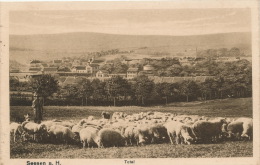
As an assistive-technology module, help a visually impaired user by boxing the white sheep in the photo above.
[79,127,99,148]
[21,121,47,141]
[47,125,76,144]
[10,122,24,142]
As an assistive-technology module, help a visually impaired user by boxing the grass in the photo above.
[10,98,252,122]
[10,141,253,158]
[10,97,253,158]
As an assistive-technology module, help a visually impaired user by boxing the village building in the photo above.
[52,59,63,67]
[137,64,156,77]
[127,68,139,79]
[71,66,87,73]
[10,69,20,73]
[85,65,92,74]
[109,73,127,78]
[71,64,99,74]
[96,70,109,78]
[88,64,100,73]
[29,67,42,73]
[143,64,155,71]
[41,63,48,67]
[29,60,42,67]
[42,67,58,74]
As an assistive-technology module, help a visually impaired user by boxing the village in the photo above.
[10,53,247,86]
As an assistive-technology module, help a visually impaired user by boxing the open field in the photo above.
[10,98,253,158]
[10,98,252,122]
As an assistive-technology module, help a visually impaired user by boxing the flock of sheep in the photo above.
[10,111,253,148]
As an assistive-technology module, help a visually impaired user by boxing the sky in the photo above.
[10,8,251,36]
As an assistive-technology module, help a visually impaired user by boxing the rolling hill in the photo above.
[9,32,251,64]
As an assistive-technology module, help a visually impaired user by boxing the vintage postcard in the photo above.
[0,1,259,165]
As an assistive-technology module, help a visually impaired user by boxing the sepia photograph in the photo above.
[0,1,259,165]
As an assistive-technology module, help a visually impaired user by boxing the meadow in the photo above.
[10,98,253,158]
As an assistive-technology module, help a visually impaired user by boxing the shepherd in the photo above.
[32,92,43,123]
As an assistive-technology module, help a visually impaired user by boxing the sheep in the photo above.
[149,124,169,144]
[223,121,244,140]
[47,125,76,144]
[136,123,166,144]
[41,120,58,130]
[21,121,47,142]
[72,124,83,133]
[96,128,125,148]
[192,118,227,143]
[176,124,195,145]
[56,121,75,129]
[101,111,111,119]
[79,127,99,148]
[124,125,139,146]
[241,119,253,140]
[10,122,24,142]
[230,118,253,140]
[164,121,182,145]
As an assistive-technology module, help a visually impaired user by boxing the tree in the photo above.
[91,79,106,101]
[113,62,128,74]
[100,63,114,73]
[105,76,131,106]
[165,65,183,76]
[217,48,228,57]
[179,80,199,102]
[229,47,241,57]
[133,75,155,105]
[78,78,93,106]
[10,77,19,91]
[155,82,173,104]
[29,74,59,104]
[63,84,79,99]
[199,79,215,100]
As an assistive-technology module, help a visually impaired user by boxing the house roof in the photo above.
[30,60,41,64]
[43,67,58,71]
[41,63,48,67]
[10,69,20,73]
[91,60,104,63]
[29,67,42,71]
[75,66,86,70]
[127,68,139,72]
